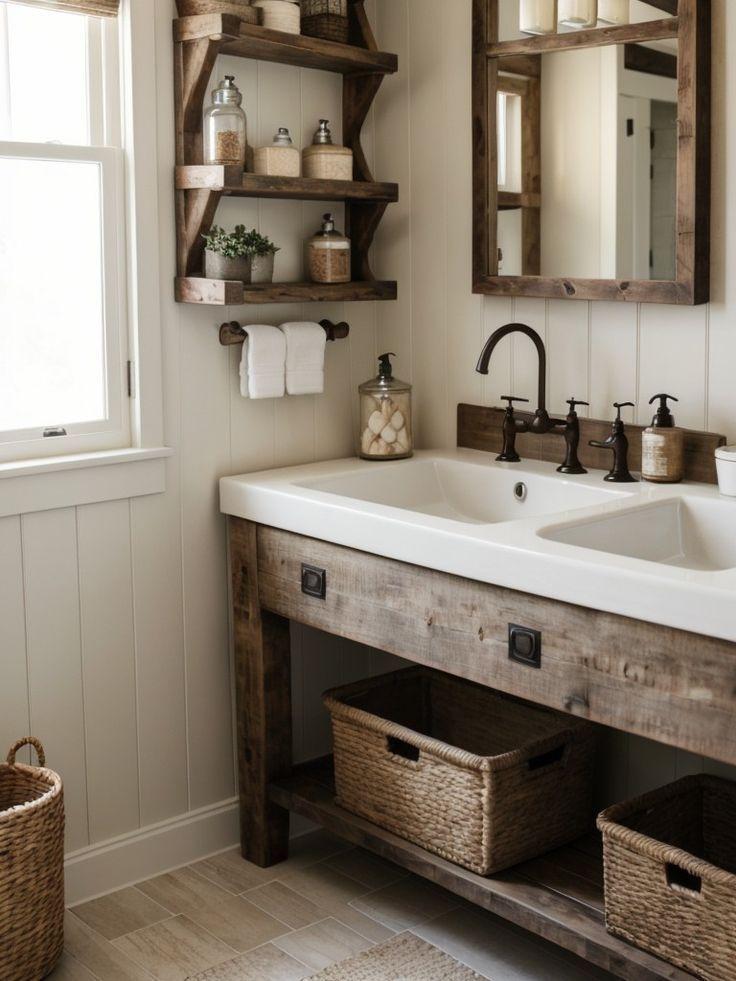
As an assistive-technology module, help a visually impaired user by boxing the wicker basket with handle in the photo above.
[598,774,736,981]
[324,667,598,875]
[0,738,65,981]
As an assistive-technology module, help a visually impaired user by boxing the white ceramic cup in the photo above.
[715,446,736,497]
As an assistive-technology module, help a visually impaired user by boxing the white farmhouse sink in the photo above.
[541,495,736,572]
[297,457,623,524]
[220,449,736,643]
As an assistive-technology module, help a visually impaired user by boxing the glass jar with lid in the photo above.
[306,213,351,284]
[558,0,597,28]
[519,0,558,35]
[204,75,247,169]
[359,354,413,461]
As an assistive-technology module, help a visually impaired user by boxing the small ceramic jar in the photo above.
[255,0,300,33]
[716,446,736,497]
[302,120,353,181]
[254,127,301,177]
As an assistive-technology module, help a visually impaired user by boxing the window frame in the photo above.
[0,5,131,464]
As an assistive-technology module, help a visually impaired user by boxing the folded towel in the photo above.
[239,324,286,399]
[280,322,327,396]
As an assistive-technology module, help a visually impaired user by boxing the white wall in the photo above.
[2,0,735,902]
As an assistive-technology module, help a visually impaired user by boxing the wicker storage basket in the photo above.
[324,667,598,875]
[598,774,736,981]
[0,738,65,981]
[301,0,348,42]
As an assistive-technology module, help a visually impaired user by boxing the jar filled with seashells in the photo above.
[358,353,413,461]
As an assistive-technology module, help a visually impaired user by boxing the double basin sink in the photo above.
[220,449,736,643]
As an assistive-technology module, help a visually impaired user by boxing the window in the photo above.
[0,0,128,463]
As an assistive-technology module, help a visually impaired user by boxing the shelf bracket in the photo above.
[179,189,222,277]
[346,200,388,282]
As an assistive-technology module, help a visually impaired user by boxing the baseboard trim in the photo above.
[64,797,239,906]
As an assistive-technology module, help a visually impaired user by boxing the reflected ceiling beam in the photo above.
[624,43,678,79]
[644,0,678,15]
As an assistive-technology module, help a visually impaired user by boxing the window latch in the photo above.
[43,427,67,438]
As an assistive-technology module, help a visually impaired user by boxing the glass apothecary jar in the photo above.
[598,0,629,25]
[359,354,413,460]
[520,0,558,35]
[558,0,597,27]
[306,213,351,284]
[204,75,247,169]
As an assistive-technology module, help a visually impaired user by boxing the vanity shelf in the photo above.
[173,7,399,305]
[270,756,695,981]
[175,277,397,306]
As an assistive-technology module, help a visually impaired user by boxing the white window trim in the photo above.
[0,0,171,511]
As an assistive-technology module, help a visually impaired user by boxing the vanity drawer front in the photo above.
[251,523,736,766]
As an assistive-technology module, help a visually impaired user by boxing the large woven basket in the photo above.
[598,774,736,981]
[324,667,598,875]
[0,738,65,981]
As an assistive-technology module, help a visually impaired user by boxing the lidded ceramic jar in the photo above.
[303,120,353,181]
[359,354,413,460]
[254,127,301,177]
[306,213,351,283]
[254,0,301,33]
[204,76,247,168]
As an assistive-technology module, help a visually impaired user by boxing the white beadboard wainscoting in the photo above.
[1,0,736,906]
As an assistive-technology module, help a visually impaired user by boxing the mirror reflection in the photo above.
[496,1,678,281]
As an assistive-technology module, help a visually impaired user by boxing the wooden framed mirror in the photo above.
[472,0,711,304]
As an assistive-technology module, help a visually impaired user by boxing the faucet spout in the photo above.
[476,323,548,417]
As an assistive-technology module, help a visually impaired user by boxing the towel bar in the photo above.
[219,319,350,346]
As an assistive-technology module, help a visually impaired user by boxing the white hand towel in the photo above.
[239,324,286,399]
[280,321,327,396]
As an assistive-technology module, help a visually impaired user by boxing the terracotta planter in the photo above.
[250,252,275,283]
[205,250,252,282]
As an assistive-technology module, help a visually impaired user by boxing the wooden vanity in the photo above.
[227,410,732,981]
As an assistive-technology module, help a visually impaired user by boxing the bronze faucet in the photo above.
[476,324,588,473]
[589,403,638,483]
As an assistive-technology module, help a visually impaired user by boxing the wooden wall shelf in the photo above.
[176,167,399,202]
[270,757,694,981]
[175,277,397,306]
[173,6,399,305]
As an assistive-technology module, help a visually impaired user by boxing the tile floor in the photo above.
[54,831,616,980]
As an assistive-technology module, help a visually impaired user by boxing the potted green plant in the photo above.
[243,230,280,284]
[203,225,252,282]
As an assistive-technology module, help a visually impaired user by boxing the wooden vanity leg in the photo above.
[230,518,292,867]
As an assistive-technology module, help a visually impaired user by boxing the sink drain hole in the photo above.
[514,482,528,502]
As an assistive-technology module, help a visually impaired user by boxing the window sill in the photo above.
[0,447,174,518]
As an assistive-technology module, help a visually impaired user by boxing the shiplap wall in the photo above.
[372,0,736,800]
[0,0,403,859]
[2,0,735,876]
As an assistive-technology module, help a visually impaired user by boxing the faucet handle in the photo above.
[613,401,635,420]
[566,398,589,413]
[500,396,530,410]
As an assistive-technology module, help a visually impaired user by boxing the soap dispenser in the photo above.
[642,394,684,484]
[359,353,413,460]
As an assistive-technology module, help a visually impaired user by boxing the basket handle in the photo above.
[665,862,702,897]
[6,737,46,767]
[386,736,420,763]
[527,743,566,771]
